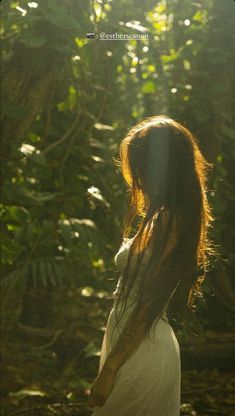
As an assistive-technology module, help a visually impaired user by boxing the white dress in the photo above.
[91,238,181,416]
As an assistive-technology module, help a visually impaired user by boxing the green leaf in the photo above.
[84,342,100,358]
[32,192,58,202]
[30,152,48,166]
[192,10,208,23]
[19,144,47,165]
[125,21,148,33]
[141,81,156,94]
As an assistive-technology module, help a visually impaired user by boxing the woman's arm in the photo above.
[88,304,149,407]
[102,303,148,373]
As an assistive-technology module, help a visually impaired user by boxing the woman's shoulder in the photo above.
[114,237,133,267]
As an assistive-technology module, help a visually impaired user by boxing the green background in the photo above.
[1,1,235,415]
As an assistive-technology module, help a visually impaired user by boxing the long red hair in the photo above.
[113,115,218,332]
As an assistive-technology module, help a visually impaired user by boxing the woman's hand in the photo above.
[88,366,117,407]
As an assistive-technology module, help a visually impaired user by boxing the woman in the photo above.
[89,115,216,416]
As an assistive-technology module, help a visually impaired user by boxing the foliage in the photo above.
[1,1,235,414]
[1,0,235,336]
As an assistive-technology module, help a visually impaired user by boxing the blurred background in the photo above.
[1,1,235,415]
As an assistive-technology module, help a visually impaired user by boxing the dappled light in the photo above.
[1,0,235,415]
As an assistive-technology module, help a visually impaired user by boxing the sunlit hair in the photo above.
[113,115,218,335]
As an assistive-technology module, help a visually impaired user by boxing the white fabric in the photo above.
[91,238,181,416]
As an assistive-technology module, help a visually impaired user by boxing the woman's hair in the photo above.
[113,115,218,335]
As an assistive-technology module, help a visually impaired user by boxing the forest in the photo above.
[1,0,235,415]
